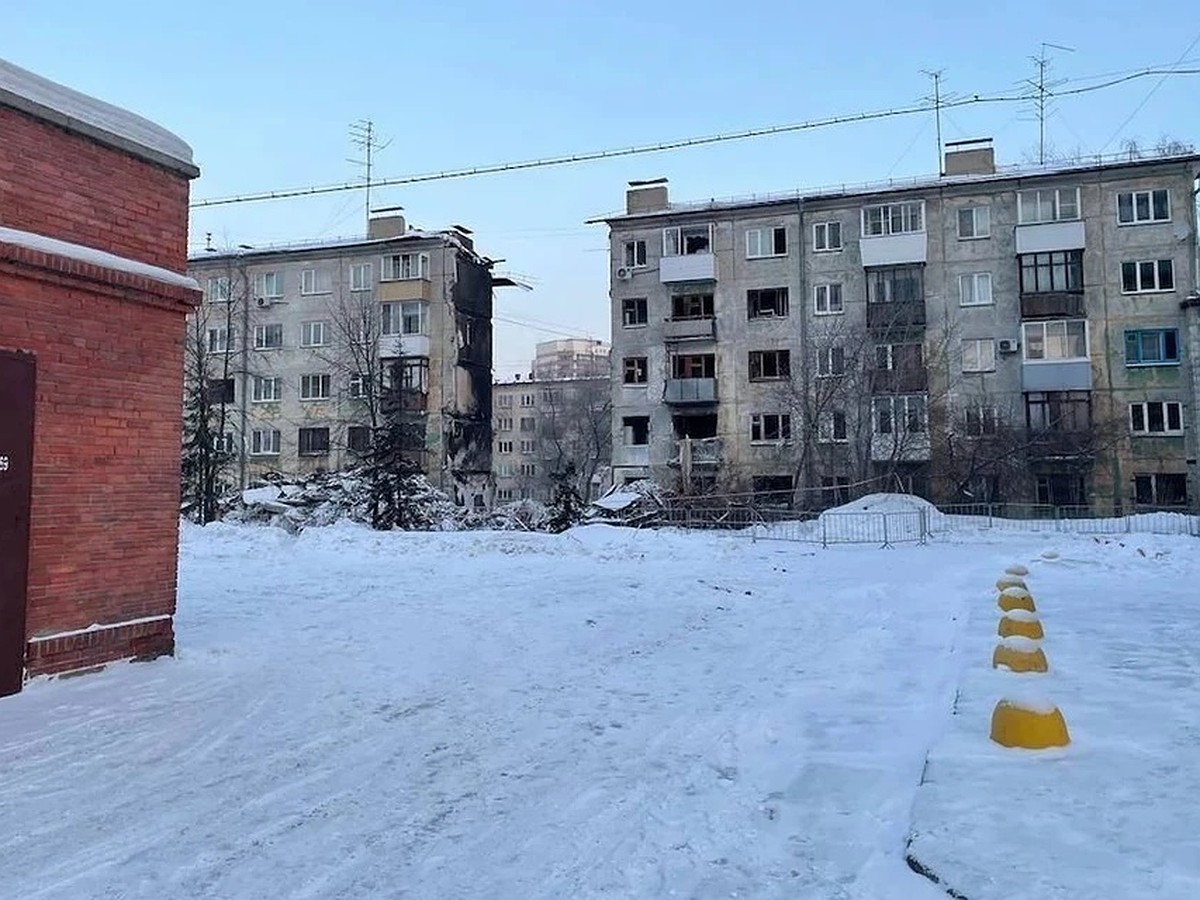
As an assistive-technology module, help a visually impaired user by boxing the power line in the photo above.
[189,65,1200,211]
[1099,30,1200,152]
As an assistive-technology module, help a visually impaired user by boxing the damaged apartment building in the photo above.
[595,142,1200,512]
[187,213,511,508]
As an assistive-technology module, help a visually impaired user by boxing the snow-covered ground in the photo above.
[0,521,1196,898]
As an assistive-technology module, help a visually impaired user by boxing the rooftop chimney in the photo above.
[626,177,669,214]
[944,138,996,176]
[367,213,407,239]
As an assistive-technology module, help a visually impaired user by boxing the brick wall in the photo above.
[0,99,196,683]
[0,105,190,271]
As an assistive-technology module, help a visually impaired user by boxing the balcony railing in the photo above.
[664,378,717,404]
[869,368,928,393]
[866,300,926,330]
[663,317,716,341]
[660,253,717,283]
[1025,429,1094,460]
[1020,292,1085,319]
[670,437,722,467]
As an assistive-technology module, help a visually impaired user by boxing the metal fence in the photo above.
[655,494,1200,545]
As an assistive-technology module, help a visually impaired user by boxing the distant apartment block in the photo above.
[595,143,1200,512]
[493,340,612,503]
[187,214,509,508]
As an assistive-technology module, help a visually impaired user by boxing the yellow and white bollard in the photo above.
[998,609,1044,640]
[990,698,1070,748]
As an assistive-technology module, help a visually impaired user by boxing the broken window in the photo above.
[298,427,330,456]
[747,287,788,319]
[623,357,649,384]
[663,224,712,257]
[622,297,648,327]
[671,354,715,379]
[751,413,791,442]
[671,293,714,320]
[623,416,650,446]
[748,350,790,381]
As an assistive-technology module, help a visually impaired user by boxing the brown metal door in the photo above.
[0,350,36,697]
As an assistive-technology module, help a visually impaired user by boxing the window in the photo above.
[746,226,787,258]
[957,206,991,239]
[298,427,330,456]
[874,395,927,435]
[747,287,788,319]
[1017,187,1080,224]
[519,417,536,432]
[875,342,923,372]
[1130,401,1184,435]
[300,268,331,295]
[962,339,997,373]
[1134,473,1188,507]
[520,394,535,407]
[1036,473,1086,507]
[497,417,513,432]
[662,224,712,256]
[205,276,232,303]
[672,354,715,378]
[250,428,280,455]
[251,376,282,403]
[395,357,430,394]
[1023,320,1088,361]
[671,293,714,320]
[381,252,430,281]
[814,282,843,315]
[496,488,515,502]
[496,394,512,408]
[623,240,647,268]
[541,388,558,403]
[1118,189,1170,225]
[959,272,993,306]
[622,416,650,445]
[965,405,998,437]
[1121,259,1174,293]
[380,301,429,336]
[348,374,367,399]
[519,463,537,477]
[300,320,328,347]
[497,440,514,454]
[813,221,842,252]
[622,297,648,327]
[623,357,648,384]
[819,410,848,443]
[211,432,236,454]
[1125,329,1180,366]
[748,349,790,381]
[347,426,371,454]
[1026,391,1092,432]
[817,346,846,378]
[520,439,537,454]
[862,201,924,236]
[253,323,284,350]
[207,327,229,353]
[254,272,282,298]
[204,379,235,404]
[868,266,924,304]
[350,262,373,292]
[751,413,791,442]
[1020,250,1083,294]
[820,476,851,506]
[299,374,331,401]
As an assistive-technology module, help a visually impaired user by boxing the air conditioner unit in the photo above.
[615,266,634,281]
[255,296,272,308]
[998,339,1019,354]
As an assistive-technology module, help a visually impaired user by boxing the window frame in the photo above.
[861,200,925,237]
[349,262,373,292]
[748,349,791,382]
[621,297,648,328]
[299,373,332,402]
[745,226,788,259]
[253,323,284,350]
[300,267,332,296]
[1019,250,1084,295]
[251,375,283,403]
[381,252,430,282]
[205,276,232,303]
[254,271,283,299]
[662,223,713,257]
[1129,400,1184,436]
[1120,259,1175,294]
[816,345,846,378]
[207,326,230,354]
[622,357,648,385]
[959,272,993,307]
[1017,187,1080,224]
[965,404,999,437]
[957,206,991,240]
[750,412,792,444]
[623,239,648,268]
[1117,189,1171,225]
[812,221,842,252]
[1124,328,1181,367]
[819,410,848,443]
[873,394,928,436]
[300,320,329,348]
[814,282,844,315]
[1022,320,1090,362]
[297,426,331,457]
[747,287,789,319]
[249,428,281,456]
[962,338,997,373]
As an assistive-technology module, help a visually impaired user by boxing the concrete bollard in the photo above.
[992,636,1048,672]
[996,574,1027,591]
[1005,564,1030,577]
[998,586,1036,612]
[999,610,1044,640]
[990,698,1070,749]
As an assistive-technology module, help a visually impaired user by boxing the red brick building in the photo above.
[0,58,199,696]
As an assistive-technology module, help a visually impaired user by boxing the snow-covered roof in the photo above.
[0,225,199,291]
[0,56,198,178]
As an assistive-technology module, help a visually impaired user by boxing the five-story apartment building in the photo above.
[596,144,1200,512]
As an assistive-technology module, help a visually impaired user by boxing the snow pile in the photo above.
[585,479,667,526]
[818,492,937,543]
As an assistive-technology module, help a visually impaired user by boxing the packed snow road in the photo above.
[0,522,991,899]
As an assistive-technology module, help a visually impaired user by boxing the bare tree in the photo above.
[539,378,612,501]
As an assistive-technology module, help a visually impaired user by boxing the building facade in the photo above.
[0,57,198,693]
[493,341,612,503]
[598,145,1200,512]
[187,214,497,508]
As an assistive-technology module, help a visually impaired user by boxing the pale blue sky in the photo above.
[5,1,1198,375]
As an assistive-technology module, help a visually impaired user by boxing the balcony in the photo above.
[663,317,716,342]
[859,232,927,267]
[660,253,717,284]
[378,278,432,302]
[1020,292,1085,319]
[664,378,717,404]
[1021,360,1093,391]
[1025,429,1094,460]
[870,368,928,393]
[670,437,722,467]
[1015,220,1085,254]
[866,300,926,331]
[617,444,650,467]
[379,333,430,359]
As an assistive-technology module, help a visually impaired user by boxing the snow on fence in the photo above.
[935,504,1200,538]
